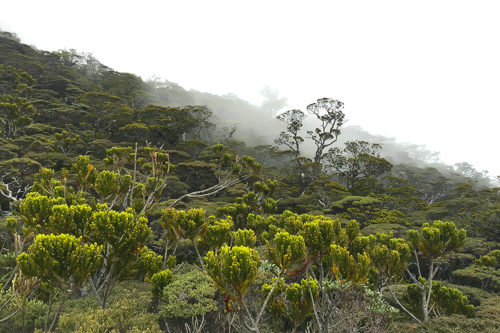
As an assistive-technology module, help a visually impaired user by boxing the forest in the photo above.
[0,29,499,332]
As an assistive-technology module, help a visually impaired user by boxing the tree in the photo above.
[302,217,347,285]
[306,98,345,163]
[89,208,152,308]
[308,177,349,208]
[169,144,261,208]
[159,208,208,270]
[184,105,214,140]
[205,245,260,314]
[391,221,467,323]
[52,130,80,156]
[0,64,36,98]
[103,145,171,214]
[231,228,257,248]
[78,91,125,138]
[275,109,306,159]
[0,94,36,138]
[330,244,371,289]
[201,216,234,253]
[259,86,287,116]
[402,281,473,319]
[16,234,102,332]
[216,180,278,228]
[251,232,308,332]
[367,233,411,290]
[323,140,392,190]
[262,277,319,333]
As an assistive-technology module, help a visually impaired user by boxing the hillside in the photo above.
[0,30,499,332]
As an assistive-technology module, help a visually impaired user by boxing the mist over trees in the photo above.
[0,30,499,332]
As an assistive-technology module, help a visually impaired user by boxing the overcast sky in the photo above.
[2,1,499,176]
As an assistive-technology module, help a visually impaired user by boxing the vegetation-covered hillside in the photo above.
[0,30,499,332]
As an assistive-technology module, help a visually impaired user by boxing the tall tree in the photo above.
[275,109,306,159]
[306,98,345,162]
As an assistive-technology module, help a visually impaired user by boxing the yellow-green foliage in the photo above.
[19,193,65,232]
[266,231,306,271]
[71,155,98,191]
[302,217,346,261]
[94,169,131,200]
[330,244,371,288]
[205,244,259,302]
[285,277,319,327]
[88,208,152,308]
[246,213,276,239]
[368,233,411,287]
[90,209,151,257]
[17,233,102,289]
[403,281,474,320]
[151,269,174,298]
[202,215,233,250]
[408,220,467,259]
[262,276,319,330]
[232,228,256,248]
[137,246,163,280]
[160,207,207,242]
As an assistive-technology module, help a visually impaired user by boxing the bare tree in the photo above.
[0,173,31,216]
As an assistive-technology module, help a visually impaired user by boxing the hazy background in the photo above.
[1,0,499,176]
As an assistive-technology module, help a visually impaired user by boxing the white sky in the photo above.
[2,1,500,176]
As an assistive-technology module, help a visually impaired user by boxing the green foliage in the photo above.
[0,33,498,332]
[151,269,174,298]
[58,284,162,333]
[90,209,151,256]
[302,217,346,260]
[453,262,500,293]
[275,108,306,158]
[71,155,98,191]
[403,281,474,319]
[94,169,131,202]
[158,266,217,319]
[0,290,47,332]
[19,193,62,232]
[396,220,468,323]
[306,98,345,162]
[474,249,500,269]
[308,177,350,208]
[324,140,392,190]
[246,213,275,239]
[53,130,80,156]
[284,277,319,326]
